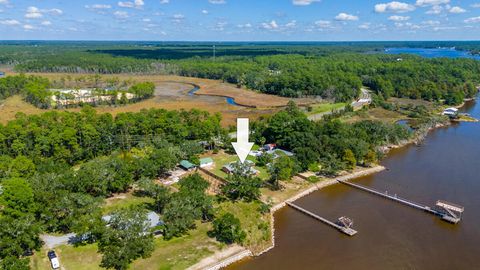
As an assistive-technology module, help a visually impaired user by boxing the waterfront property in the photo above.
[286,202,357,236]
[337,179,464,224]
[222,160,259,176]
[51,88,136,106]
[0,71,5,78]
[443,107,459,117]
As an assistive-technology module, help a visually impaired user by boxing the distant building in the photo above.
[443,107,459,117]
[0,71,5,78]
[199,157,214,168]
[263,144,277,151]
[267,148,294,157]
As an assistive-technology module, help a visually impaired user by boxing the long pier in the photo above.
[286,202,357,236]
[337,180,462,223]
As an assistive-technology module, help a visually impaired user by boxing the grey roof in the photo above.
[102,211,163,229]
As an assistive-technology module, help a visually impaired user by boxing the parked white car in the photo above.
[47,250,60,269]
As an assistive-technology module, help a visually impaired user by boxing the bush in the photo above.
[211,213,246,244]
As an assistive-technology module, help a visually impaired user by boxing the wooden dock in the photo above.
[286,202,357,236]
[337,180,462,224]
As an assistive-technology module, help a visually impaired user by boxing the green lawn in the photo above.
[102,192,154,214]
[207,151,270,180]
[31,244,102,270]
[306,102,346,116]
[31,222,223,270]
[217,201,271,253]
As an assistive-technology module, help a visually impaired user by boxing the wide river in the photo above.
[229,50,480,270]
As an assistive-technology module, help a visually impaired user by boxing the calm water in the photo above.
[385,47,480,60]
[230,98,480,269]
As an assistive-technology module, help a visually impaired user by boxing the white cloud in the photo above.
[41,20,52,26]
[388,15,410,21]
[472,3,480,8]
[237,23,252,28]
[422,20,440,26]
[48,8,63,15]
[118,1,143,8]
[23,24,35,30]
[0,0,8,5]
[292,0,321,6]
[25,6,63,19]
[358,23,371,29]
[25,6,43,18]
[160,0,170,4]
[314,20,332,28]
[464,16,480,23]
[426,5,443,14]
[416,0,449,6]
[201,9,209,14]
[285,20,297,28]
[118,1,134,8]
[448,6,466,13]
[0,19,20,25]
[208,0,226,4]
[171,14,185,23]
[261,20,279,30]
[85,4,112,9]
[114,11,129,18]
[375,2,415,13]
[335,13,359,21]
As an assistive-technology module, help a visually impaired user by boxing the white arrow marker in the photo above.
[232,118,254,164]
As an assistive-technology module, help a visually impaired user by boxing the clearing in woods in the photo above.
[0,73,317,127]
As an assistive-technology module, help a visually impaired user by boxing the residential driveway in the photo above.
[41,233,77,249]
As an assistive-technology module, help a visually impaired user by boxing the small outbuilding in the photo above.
[199,157,214,168]
[179,160,196,171]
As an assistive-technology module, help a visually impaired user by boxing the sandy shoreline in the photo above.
[190,165,386,270]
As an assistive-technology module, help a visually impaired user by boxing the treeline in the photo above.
[175,53,480,104]
[252,102,412,175]
[0,107,222,166]
[12,49,480,104]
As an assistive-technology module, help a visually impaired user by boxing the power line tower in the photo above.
[213,45,216,61]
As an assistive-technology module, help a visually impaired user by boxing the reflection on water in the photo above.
[230,98,480,270]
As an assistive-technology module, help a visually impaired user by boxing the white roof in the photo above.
[444,107,458,112]
[50,257,60,269]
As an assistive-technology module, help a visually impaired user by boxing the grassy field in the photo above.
[216,201,271,253]
[31,222,223,270]
[204,150,270,180]
[306,102,346,116]
[102,192,154,214]
[0,73,318,127]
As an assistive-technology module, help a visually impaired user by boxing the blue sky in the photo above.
[0,0,480,41]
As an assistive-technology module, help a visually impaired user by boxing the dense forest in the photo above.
[2,41,479,104]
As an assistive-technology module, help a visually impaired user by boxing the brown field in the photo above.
[2,73,315,127]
